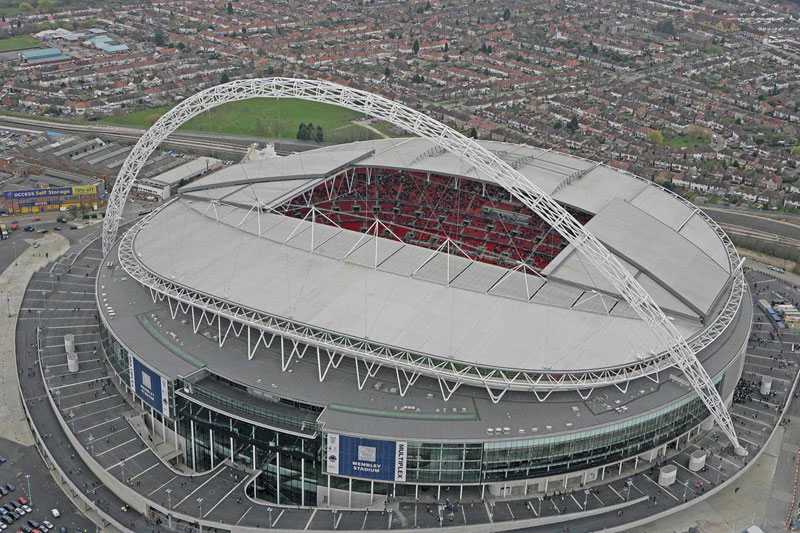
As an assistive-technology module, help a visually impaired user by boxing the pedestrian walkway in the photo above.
[0,232,69,446]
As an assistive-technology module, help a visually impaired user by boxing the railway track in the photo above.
[0,115,312,156]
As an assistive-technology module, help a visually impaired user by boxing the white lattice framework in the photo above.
[102,77,744,450]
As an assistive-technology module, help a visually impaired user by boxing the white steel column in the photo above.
[190,419,196,471]
[210,429,215,469]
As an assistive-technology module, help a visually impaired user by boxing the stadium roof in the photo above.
[99,238,751,441]
[128,138,737,374]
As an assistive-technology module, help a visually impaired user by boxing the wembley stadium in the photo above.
[95,79,751,511]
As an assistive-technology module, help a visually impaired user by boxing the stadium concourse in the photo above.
[14,231,799,532]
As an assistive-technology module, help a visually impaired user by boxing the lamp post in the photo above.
[12,240,17,266]
[683,481,689,503]
[583,489,589,510]
[25,474,31,505]
[88,434,94,457]
[120,459,125,484]
[269,507,274,529]
[537,496,542,517]
[165,488,172,530]
[197,497,203,533]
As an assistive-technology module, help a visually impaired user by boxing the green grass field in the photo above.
[662,134,710,149]
[0,35,40,52]
[103,99,395,143]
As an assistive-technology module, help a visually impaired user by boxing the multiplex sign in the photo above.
[326,434,407,482]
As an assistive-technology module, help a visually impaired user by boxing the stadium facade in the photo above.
[97,79,750,510]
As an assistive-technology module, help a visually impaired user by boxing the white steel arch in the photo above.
[101,77,744,452]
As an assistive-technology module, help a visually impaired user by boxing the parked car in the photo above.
[32,217,40,222]
[0,486,6,495]
[16,498,26,506]
[49,510,58,518]
[10,223,17,230]
[5,485,13,492]
[23,226,34,232]
[42,521,53,531]
[69,225,78,230]
[53,227,61,231]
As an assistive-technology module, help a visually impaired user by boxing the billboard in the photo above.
[131,356,169,415]
[3,185,98,200]
[71,184,98,196]
[326,434,406,482]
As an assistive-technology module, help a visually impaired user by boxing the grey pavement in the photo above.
[10,237,800,531]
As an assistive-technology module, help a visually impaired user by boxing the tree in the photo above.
[647,130,664,144]
[503,8,511,21]
[425,1,431,9]
[566,116,579,133]
[443,41,449,52]
[469,127,478,139]
[315,125,324,142]
[655,19,675,35]
[154,31,166,47]
[686,124,711,144]
[227,1,234,14]
[481,42,487,53]
[384,66,391,77]
[412,73,423,83]
[297,123,307,140]
[18,2,33,12]
[241,27,247,36]
[412,39,419,54]
[37,0,54,11]
[221,72,230,84]
[487,45,493,54]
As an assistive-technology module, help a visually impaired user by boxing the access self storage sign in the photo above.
[326,434,407,482]
[3,185,98,200]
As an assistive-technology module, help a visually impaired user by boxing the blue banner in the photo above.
[326,434,406,482]
[131,357,169,414]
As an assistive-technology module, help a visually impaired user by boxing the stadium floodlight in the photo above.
[101,78,745,454]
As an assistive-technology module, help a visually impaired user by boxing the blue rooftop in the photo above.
[20,47,70,64]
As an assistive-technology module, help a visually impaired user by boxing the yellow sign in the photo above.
[71,185,97,196]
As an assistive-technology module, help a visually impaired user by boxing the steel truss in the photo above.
[103,78,745,450]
